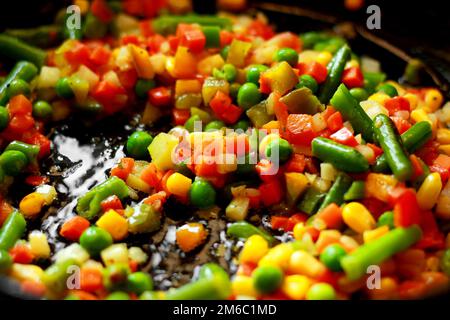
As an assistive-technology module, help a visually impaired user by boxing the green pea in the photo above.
[220,45,230,60]
[296,74,318,93]
[135,79,155,99]
[189,179,216,208]
[229,83,241,100]
[204,120,225,132]
[377,211,395,229]
[237,82,262,110]
[105,291,130,300]
[274,47,299,67]
[127,272,153,294]
[7,78,30,98]
[0,249,12,273]
[213,64,237,83]
[0,150,27,176]
[306,283,336,300]
[441,249,450,276]
[246,64,269,85]
[55,77,74,99]
[265,138,292,164]
[349,87,369,102]
[184,115,202,133]
[79,226,113,256]
[233,119,250,132]
[377,83,398,97]
[320,244,347,272]
[252,266,283,294]
[0,106,9,131]
[126,131,153,159]
[32,100,53,120]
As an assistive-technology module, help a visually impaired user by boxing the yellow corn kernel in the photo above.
[342,202,376,233]
[288,250,326,278]
[258,243,293,270]
[316,51,333,66]
[19,193,46,218]
[9,263,44,283]
[28,231,51,259]
[96,210,128,241]
[282,275,312,300]
[363,225,389,243]
[368,92,390,106]
[293,223,308,241]
[417,173,442,210]
[197,54,225,76]
[175,79,202,97]
[166,173,192,197]
[424,89,443,112]
[232,275,259,298]
[437,128,450,144]
[438,145,450,156]
[403,93,418,110]
[366,277,398,300]
[240,235,269,264]
[411,108,432,124]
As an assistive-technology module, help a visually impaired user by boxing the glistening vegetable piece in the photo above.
[0,61,38,105]
[318,173,352,211]
[227,221,275,244]
[0,211,27,251]
[0,34,47,68]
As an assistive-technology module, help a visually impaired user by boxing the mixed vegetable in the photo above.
[0,0,449,300]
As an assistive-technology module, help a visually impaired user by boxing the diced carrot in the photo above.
[59,216,90,242]
[111,157,135,180]
[140,163,162,188]
[315,203,343,229]
[80,268,104,292]
[271,216,289,230]
[9,244,34,264]
[176,223,208,252]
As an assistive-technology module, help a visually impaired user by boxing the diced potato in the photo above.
[54,243,90,265]
[100,243,129,266]
[148,133,179,171]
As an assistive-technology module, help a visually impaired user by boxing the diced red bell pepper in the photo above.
[273,93,289,130]
[121,34,139,45]
[89,46,111,66]
[415,211,445,250]
[172,109,190,126]
[147,34,165,53]
[341,66,364,88]
[429,154,450,184]
[390,116,411,134]
[25,175,49,186]
[284,153,306,173]
[59,216,90,242]
[180,29,206,54]
[330,127,358,147]
[210,91,242,124]
[385,96,410,115]
[259,179,283,206]
[393,188,421,227]
[167,35,180,52]
[285,213,308,231]
[100,195,123,212]
[110,157,135,180]
[361,197,389,220]
[410,155,424,181]
[23,132,51,158]
[194,157,218,177]
[149,87,172,107]
[271,215,289,230]
[91,0,114,23]
[64,42,91,68]
[366,143,383,158]
[297,61,328,84]
[326,111,344,132]
[7,114,35,135]
[92,80,127,114]
[220,30,234,47]
[117,68,138,90]
[139,20,153,38]
[416,141,439,166]
[9,244,34,264]
[286,114,317,146]
[220,104,242,124]
[8,94,32,116]
[256,159,279,182]
[247,20,275,40]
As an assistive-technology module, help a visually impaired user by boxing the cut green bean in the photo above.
[5,25,61,48]
[341,226,421,280]
[373,114,413,181]
[298,187,326,215]
[165,277,224,300]
[227,221,274,244]
[0,61,38,106]
[343,180,366,201]
[330,84,374,142]
[0,34,47,68]
[152,15,231,36]
[319,173,352,211]
[312,137,369,173]
[0,211,27,251]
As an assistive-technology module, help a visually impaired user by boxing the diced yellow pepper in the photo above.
[424,88,443,112]
[316,51,333,66]
[197,54,225,76]
[173,46,197,79]
[417,173,442,210]
[128,44,154,79]
[232,275,259,298]
[202,77,230,105]
[148,133,179,171]
[126,174,152,193]
[285,172,309,205]
[262,61,298,95]
[437,128,450,144]
[19,193,46,218]
[342,202,376,233]
[258,243,293,270]
[368,92,390,106]
[363,225,390,243]
[365,173,398,202]
[226,196,250,221]
[29,231,51,259]
[226,39,252,68]
[96,210,129,241]
[175,79,202,97]
[262,120,280,130]
[166,172,192,197]
[282,275,312,300]
[288,250,326,278]
[240,235,269,264]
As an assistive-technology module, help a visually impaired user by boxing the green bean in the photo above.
[83,12,108,39]
[377,211,395,229]
[318,45,351,104]
[373,121,432,173]
[0,249,12,273]
[0,61,38,106]
[343,180,366,201]
[202,26,221,48]
[363,71,386,94]
[0,34,47,68]
[298,187,326,215]
[42,258,78,293]
[152,15,232,36]
[198,263,231,299]
[312,137,369,173]
[373,114,413,181]
[5,141,40,165]
[227,221,274,244]
[76,176,129,219]
[330,84,374,142]
[340,226,421,280]
[165,277,224,300]
[319,173,352,211]
[4,25,61,48]
[0,211,27,251]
